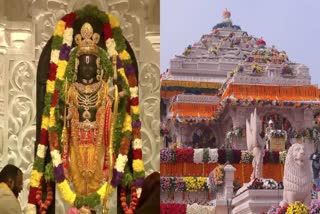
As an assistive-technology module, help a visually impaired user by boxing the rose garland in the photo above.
[27,5,144,213]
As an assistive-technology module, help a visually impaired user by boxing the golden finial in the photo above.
[75,22,100,56]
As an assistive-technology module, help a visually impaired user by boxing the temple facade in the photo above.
[161,10,320,151]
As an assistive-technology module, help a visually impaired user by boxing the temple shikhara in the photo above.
[160,10,320,214]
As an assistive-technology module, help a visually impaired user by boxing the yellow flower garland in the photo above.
[54,20,66,37]
[56,60,68,80]
[122,113,132,132]
[41,116,49,129]
[46,80,55,93]
[108,14,120,28]
[119,50,130,61]
[30,170,43,187]
[133,160,145,172]
[57,180,77,205]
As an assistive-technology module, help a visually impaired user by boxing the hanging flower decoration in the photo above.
[27,5,144,213]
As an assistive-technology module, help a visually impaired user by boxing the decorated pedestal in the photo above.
[232,189,283,214]
[270,137,285,151]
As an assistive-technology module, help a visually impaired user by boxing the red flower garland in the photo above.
[120,184,138,214]
[61,12,77,28]
[160,203,187,214]
[35,181,53,213]
[103,23,113,40]
[175,148,194,163]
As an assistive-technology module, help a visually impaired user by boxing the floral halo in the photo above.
[27,5,144,213]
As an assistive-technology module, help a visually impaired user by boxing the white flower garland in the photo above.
[24,204,36,214]
[63,28,73,46]
[36,144,47,159]
[193,149,204,164]
[208,149,218,163]
[132,138,142,149]
[115,154,128,173]
[106,38,118,56]
[50,149,62,167]
[50,50,60,64]
[129,86,138,98]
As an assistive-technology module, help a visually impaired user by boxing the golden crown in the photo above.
[75,22,100,56]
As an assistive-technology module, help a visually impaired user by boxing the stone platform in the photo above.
[232,189,283,214]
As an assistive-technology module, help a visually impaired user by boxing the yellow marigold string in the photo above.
[119,50,130,61]
[56,60,68,80]
[133,160,145,172]
[30,170,43,187]
[54,20,66,36]
[46,80,55,93]
[57,180,76,205]
[108,14,120,28]
[41,116,49,129]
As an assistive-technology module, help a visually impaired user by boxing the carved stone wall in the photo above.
[0,0,159,212]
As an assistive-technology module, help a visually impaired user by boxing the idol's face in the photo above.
[77,54,98,85]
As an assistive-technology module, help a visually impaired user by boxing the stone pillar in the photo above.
[216,164,236,214]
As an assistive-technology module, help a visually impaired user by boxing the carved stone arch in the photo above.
[67,0,107,11]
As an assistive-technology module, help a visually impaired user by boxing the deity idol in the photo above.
[62,22,114,195]
[28,7,145,213]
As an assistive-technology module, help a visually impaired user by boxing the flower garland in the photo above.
[193,149,204,164]
[160,203,216,214]
[160,148,288,164]
[120,184,138,213]
[160,203,187,214]
[220,97,320,110]
[183,177,208,192]
[27,5,144,213]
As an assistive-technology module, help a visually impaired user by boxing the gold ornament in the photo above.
[75,22,100,57]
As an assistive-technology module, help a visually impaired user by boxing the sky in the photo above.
[160,0,320,85]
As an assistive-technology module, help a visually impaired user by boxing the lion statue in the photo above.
[280,143,312,207]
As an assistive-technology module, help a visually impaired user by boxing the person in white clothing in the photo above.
[0,164,23,214]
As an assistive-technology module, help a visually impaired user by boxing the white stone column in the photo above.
[215,164,236,214]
